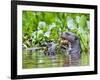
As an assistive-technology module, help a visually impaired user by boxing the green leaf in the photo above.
[79,15,87,28]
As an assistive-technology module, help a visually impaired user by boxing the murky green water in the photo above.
[22,50,89,69]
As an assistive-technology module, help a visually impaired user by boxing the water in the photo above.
[22,49,87,69]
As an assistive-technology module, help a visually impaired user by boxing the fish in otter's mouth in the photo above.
[61,32,81,66]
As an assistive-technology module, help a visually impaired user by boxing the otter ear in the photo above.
[75,36,78,40]
[71,35,79,42]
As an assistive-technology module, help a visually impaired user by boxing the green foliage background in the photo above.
[22,11,90,68]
